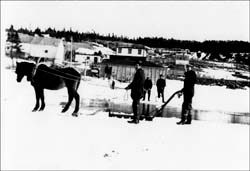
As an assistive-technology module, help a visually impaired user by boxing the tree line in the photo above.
[6,25,250,65]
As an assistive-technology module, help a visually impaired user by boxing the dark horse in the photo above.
[15,61,81,116]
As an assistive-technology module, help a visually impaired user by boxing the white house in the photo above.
[75,47,100,64]
[115,44,148,57]
[75,42,114,65]
[24,35,61,59]
[110,43,149,61]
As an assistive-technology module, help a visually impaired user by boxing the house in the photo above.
[6,33,62,60]
[110,43,149,62]
[75,47,100,64]
[27,36,61,60]
[74,42,114,65]
[147,48,190,66]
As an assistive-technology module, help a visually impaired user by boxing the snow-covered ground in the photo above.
[199,67,249,81]
[1,55,249,170]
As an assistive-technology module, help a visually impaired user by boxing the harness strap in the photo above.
[31,58,42,83]
[32,58,42,77]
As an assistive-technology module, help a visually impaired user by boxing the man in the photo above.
[104,64,112,79]
[143,76,153,101]
[177,64,197,125]
[156,74,166,103]
[125,62,145,124]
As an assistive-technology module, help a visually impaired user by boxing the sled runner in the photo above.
[108,90,182,121]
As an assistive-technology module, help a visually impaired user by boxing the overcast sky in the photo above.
[1,1,249,42]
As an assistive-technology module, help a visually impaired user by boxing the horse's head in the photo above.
[15,62,25,82]
[15,62,34,82]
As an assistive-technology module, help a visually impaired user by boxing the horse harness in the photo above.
[30,60,81,82]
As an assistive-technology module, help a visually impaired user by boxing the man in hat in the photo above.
[143,76,153,101]
[177,64,197,125]
[156,74,166,103]
[125,62,145,124]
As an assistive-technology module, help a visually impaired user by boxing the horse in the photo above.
[15,61,81,117]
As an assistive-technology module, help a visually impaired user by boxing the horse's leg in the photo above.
[72,90,80,115]
[61,87,74,113]
[33,86,40,112]
[39,89,45,111]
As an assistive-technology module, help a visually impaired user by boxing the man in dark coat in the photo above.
[104,64,112,79]
[143,77,153,101]
[177,64,197,125]
[156,74,166,103]
[125,62,145,124]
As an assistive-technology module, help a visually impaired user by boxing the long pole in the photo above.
[70,36,73,67]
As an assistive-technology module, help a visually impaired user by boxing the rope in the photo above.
[40,64,82,79]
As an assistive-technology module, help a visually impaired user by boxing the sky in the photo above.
[1,1,249,42]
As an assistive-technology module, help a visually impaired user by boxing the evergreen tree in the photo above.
[34,27,42,37]
[6,25,22,67]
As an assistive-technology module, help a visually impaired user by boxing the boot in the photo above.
[128,119,139,124]
[184,115,192,124]
[176,119,185,125]
[177,110,187,125]
[176,115,187,125]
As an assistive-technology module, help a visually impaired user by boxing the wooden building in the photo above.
[100,59,169,84]
[110,43,149,62]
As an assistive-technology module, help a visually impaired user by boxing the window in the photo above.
[128,48,132,54]
[138,49,142,55]
[118,48,122,53]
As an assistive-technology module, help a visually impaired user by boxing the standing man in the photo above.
[143,76,153,101]
[156,74,166,103]
[177,64,197,125]
[125,62,145,124]
[104,64,112,79]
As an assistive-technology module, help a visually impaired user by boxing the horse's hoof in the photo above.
[72,113,78,117]
[39,109,44,111]
[32,109,38,112]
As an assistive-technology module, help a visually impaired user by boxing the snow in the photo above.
[199,67,249,81]
[1,42,249,169]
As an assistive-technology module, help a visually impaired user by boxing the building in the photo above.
[147,48,190,66]
[100,59,167,83]
[74,42,114,65]
[110,43,149,62]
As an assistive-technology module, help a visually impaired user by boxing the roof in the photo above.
[116,43,150,49]
[30,36,44,44]
[18,33,33,43]
[39,37,61,46]
[101,59,163,67]
[75,47,96,55]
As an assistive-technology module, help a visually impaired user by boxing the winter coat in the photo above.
[183,70,197,96]
[105,66,112,75]
[144,78,152,90]
[126,68,145,100]
[156,78,166,90]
